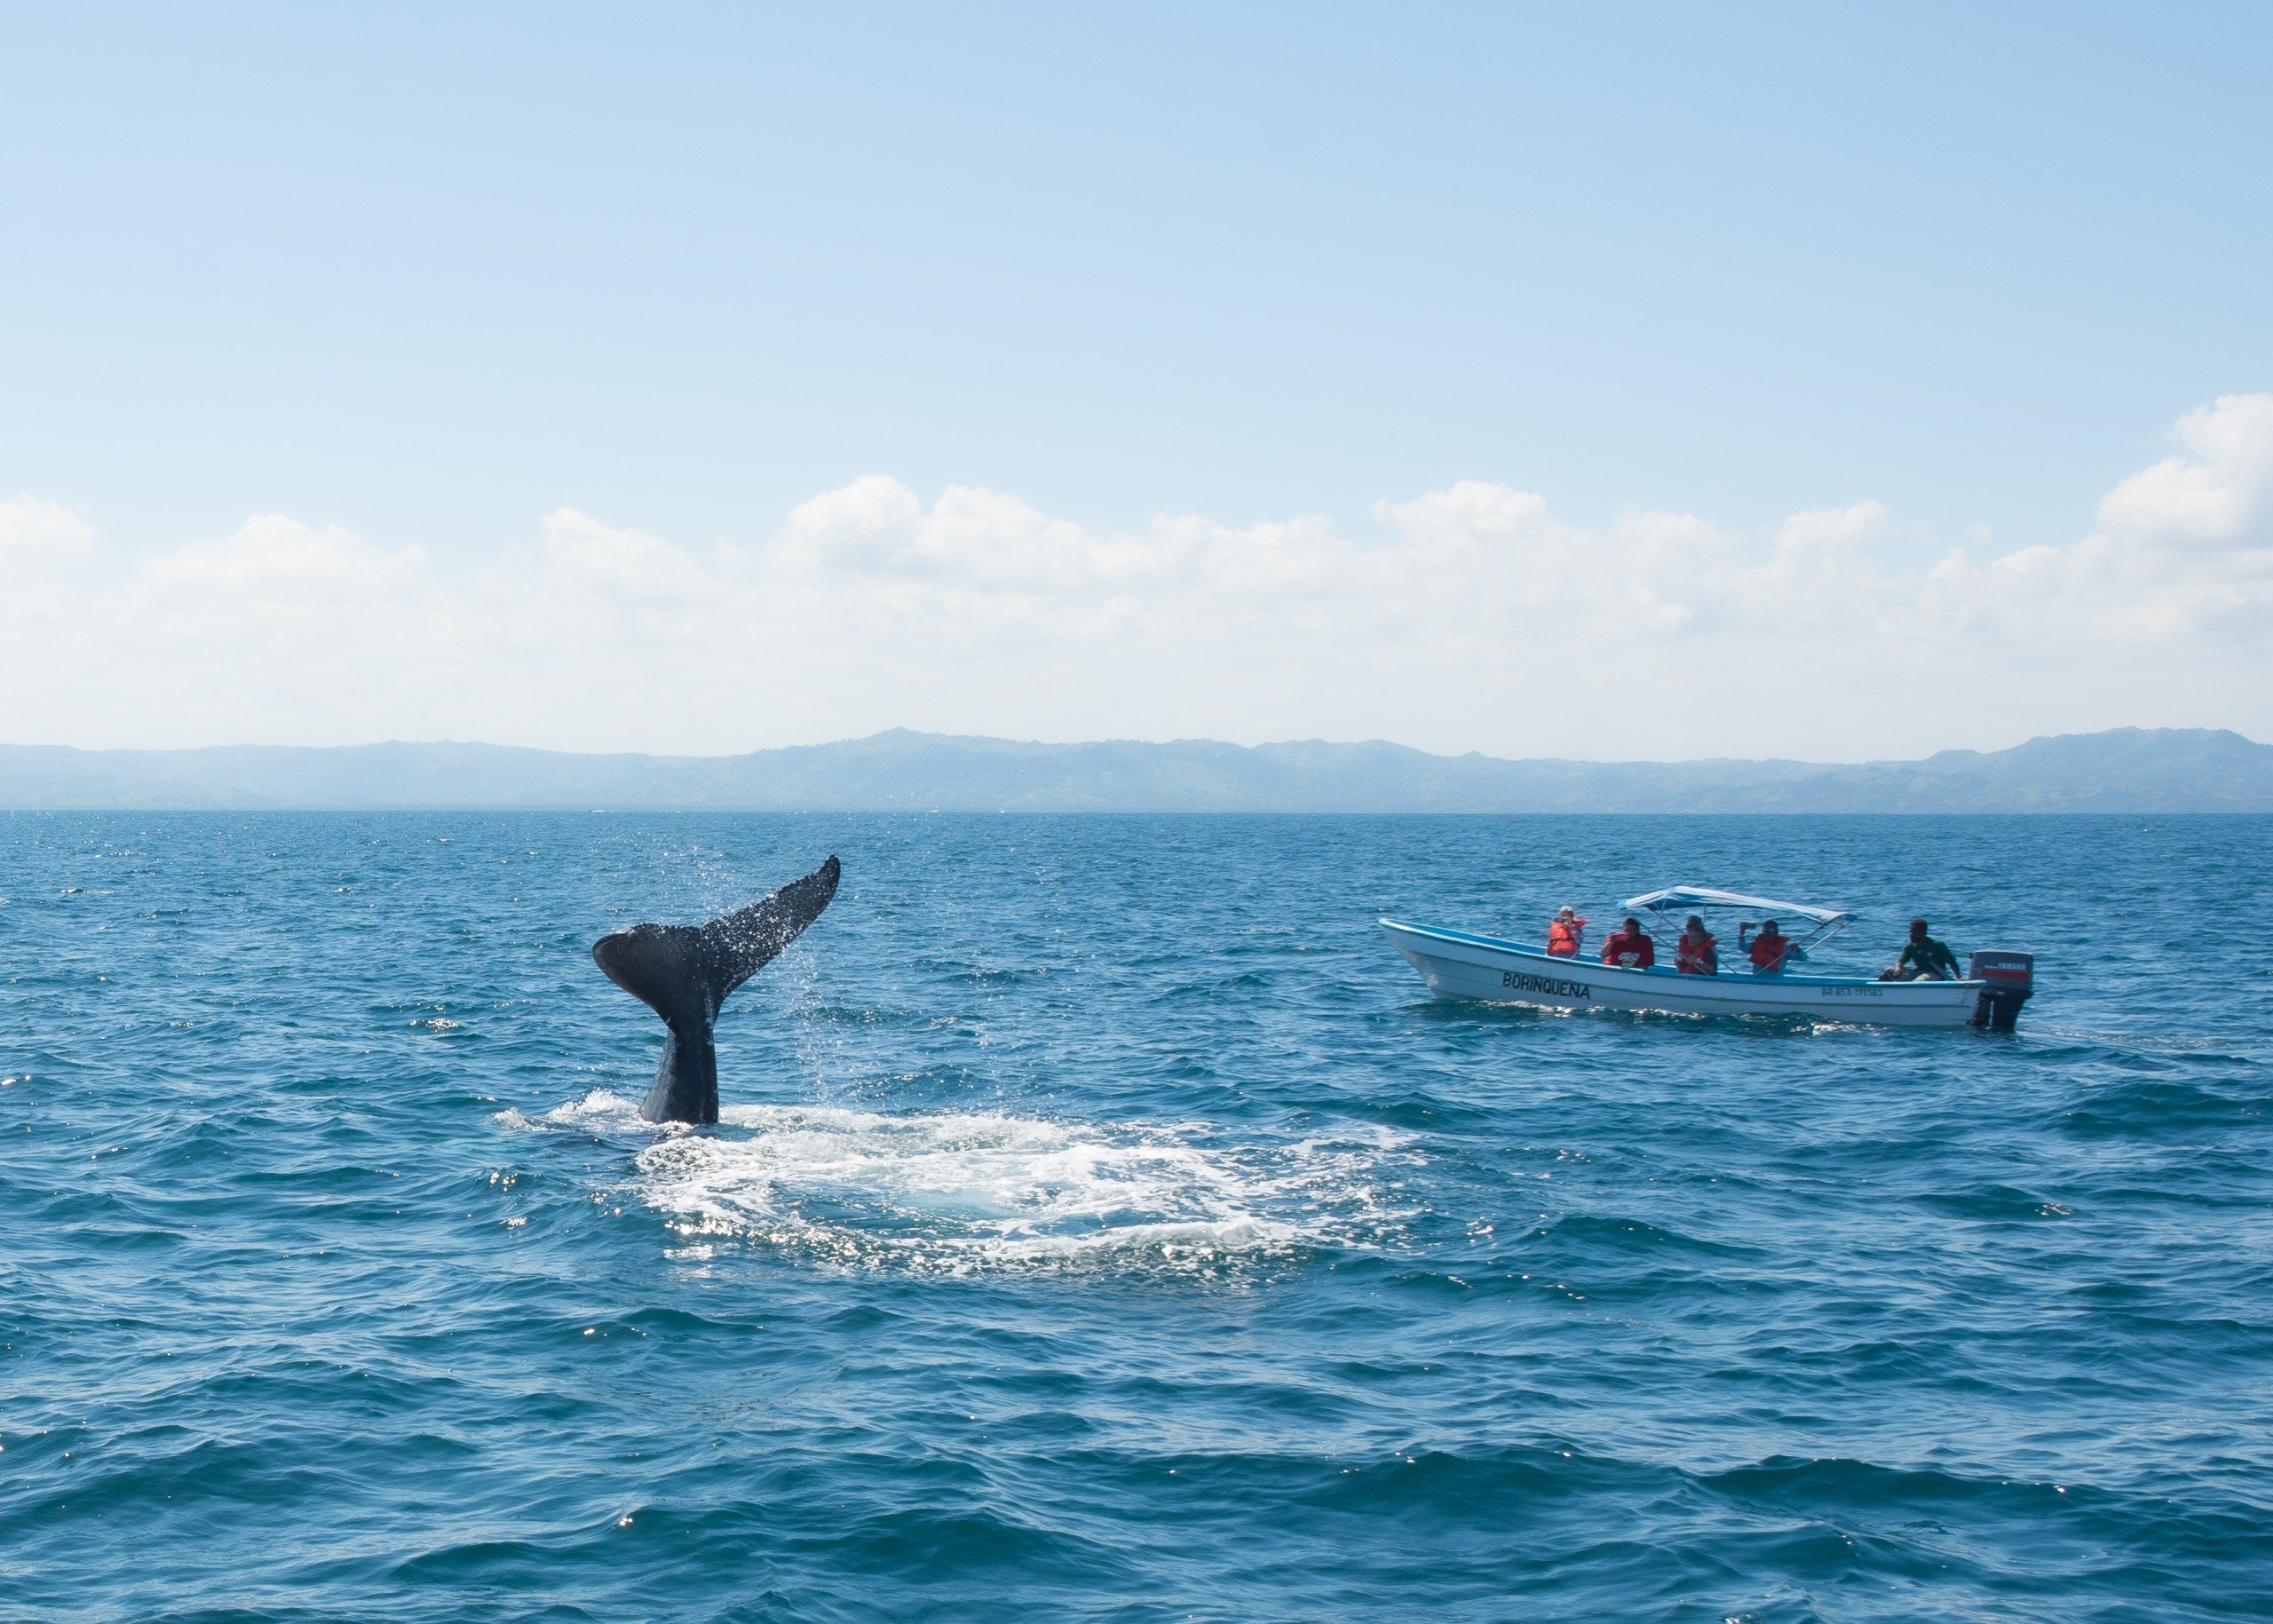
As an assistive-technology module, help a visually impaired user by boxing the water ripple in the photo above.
[2,811,2269,1620]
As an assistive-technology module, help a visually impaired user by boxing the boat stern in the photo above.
[1967,951,2034,1031]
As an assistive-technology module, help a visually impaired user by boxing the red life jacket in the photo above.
[1676,931,1717,975]
[1603,930,1654,969]
[1547,917,1586,957]
[1748,931,1790,970]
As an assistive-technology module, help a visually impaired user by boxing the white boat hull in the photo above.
[1381,918,1984,1028]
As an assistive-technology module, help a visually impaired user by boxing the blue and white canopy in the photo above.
[1621,886,1849,928]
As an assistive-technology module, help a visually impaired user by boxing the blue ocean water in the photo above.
[3,812,2269,1621]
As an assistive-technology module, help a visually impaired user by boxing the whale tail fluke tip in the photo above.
[593,853,843,1026]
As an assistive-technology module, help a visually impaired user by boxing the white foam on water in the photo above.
[507,1090,1408,1274]
[495,1089,666,1137]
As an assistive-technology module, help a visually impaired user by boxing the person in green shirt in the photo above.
[1881,917,1961,981]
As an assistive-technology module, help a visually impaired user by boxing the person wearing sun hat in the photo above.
[1546,905,1587,958]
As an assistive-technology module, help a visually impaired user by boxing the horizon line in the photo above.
[3,722,2263,771]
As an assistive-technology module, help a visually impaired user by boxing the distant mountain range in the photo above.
[2,726,2268,812]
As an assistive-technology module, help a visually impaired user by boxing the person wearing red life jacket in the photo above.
[1602,916,1655,969]
[1546,906,1587,958]
[1675,915,1718,976]
[1744,919,1799,973]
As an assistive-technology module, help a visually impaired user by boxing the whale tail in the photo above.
[592,855,840,1123]
[695,853,842,1004]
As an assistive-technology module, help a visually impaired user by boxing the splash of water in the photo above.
[509,1091,1406,1274]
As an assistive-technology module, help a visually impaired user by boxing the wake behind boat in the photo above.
[1382,885,2034,1030]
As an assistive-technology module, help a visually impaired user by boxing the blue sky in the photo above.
[3,4,2269,756]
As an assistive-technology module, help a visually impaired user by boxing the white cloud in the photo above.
[537,507,716,604]
[3,396,2269,757]
[1914,397,2273,649]
[0,495,96,582]
[127,514,427,634]
[2097,393,2273,547]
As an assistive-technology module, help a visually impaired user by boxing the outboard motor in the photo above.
[1968,951,2033,1031]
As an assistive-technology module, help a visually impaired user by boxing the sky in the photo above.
[2,2,2269,761]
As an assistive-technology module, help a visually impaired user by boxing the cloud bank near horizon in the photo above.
[4,395,2269,761]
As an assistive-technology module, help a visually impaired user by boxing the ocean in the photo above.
[4,812,2269,1620]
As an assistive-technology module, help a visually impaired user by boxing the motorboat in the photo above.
[1381,885,2034,1030]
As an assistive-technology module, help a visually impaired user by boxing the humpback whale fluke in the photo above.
[592,855,840,1125]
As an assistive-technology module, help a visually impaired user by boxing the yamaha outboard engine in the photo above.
[1968,951,2033,1031]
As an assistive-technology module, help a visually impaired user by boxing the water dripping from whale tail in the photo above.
[592,855,840,1126]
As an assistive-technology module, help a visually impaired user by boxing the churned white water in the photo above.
[512,1090,1409,1271]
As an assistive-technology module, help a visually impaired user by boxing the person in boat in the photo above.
[1546,906,1587,958]
[1880,917,1961,981]
[1743,919,1800,974]
[1675,915,1718,976]
[1602,916,1655,969]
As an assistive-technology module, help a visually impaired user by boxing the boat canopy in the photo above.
[1621,886,1849,928]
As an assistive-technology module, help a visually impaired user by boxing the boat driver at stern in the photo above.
[1880,917,1961,981]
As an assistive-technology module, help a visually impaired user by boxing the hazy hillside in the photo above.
[2,727,2267,812]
